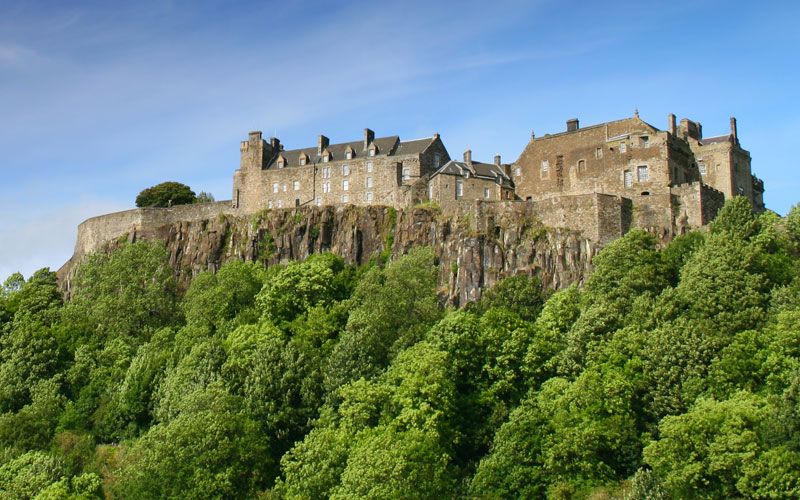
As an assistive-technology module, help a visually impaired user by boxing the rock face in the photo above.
[59,204,599,305]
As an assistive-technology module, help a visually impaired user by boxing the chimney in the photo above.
[433,132,440,140]
[566,118,579,132]
[494,154,501,165]
[730,117,738,144]
[363,128,374,150]
[318,134,329,154]
[463,149,472,164]
[668,114,676,135]
[270,137,280,152]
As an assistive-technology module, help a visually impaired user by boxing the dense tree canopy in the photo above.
[135,181,196,207]
[0,196,798,499]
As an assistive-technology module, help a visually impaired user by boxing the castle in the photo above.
[60,111,766,300]
[231,112,763,242]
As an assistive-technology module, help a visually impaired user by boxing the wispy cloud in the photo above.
[0,196,127,281]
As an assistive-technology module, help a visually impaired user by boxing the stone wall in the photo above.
[68,201,239,261]
[59,203,598,306]
[670,182,725,229]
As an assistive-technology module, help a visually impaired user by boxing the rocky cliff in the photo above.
[59,203,599,305]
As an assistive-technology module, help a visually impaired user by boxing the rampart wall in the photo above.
[72,201,239,259]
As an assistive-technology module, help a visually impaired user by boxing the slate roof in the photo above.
[268,135,436,169]
[698,135,731,146]
[431,160,514,189]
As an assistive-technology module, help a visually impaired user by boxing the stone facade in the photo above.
[232,129,450,212]
[513,113,762,239]
[428,149,515,211]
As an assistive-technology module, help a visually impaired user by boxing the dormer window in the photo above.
[277,157,286,168]
[299,154,308,166]
[345,148,354,160]
[323,153,330,162]
[369,147,377,157]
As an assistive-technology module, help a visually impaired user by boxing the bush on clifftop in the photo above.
[135,182,196,208]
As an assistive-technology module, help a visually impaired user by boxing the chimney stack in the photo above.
[463,149,472,164]
[730,117,738,144]
[318,134,329,154]
[567,118,579,132]
[668,114,676,135]
[364,128,374,150]
[270,137,280,152]
[494,154,501,165]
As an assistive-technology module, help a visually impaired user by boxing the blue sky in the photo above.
[2,0,799,281]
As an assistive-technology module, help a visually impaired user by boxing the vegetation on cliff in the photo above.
[1,198,799,499]
[135,181,197,208]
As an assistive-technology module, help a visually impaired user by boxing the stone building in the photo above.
[513,113,763,236]
[428,149,515,208]
[232,129,450,212]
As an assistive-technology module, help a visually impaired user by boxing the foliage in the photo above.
[135,181,196,207]
[1,195,799,498]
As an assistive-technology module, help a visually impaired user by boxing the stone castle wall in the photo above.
[70,201,239,260]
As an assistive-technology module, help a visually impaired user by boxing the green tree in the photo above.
[644,392,800,499]
[114,384,268,499]
[255,254,346,327]
[64,240,180,345]
[182,260,264,333]
[323,248,441,397]
[474,273,546,322]
[135,181,196,207]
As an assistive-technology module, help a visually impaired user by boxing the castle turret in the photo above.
[240,131,272,170]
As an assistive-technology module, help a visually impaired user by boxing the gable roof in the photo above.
[264,135,439,169]
[431,159,513,189]
[698,134,731,146]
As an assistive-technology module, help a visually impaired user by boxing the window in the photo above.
[366,177,373,188]
[541,160,549,171]
[322,181,331,193]
[515,166,521,176]
[738,186,744,195]
[369,148,376,157]
[277,159,285,168]
[272,182,279,193]
[429,184,434,199]
[321,166,330,178]
[293,181,300,190]
[577,159,585,172]
[315,197,321,206]
[342,179,349,191]
[624,169,632,188]
[345,151,352,160]
[282,184,287,192]
[402,167,410,180]
[277,199,283,208]
[434,153,441,169]
[342,193,349,203]
[638,165,649,182]
[342,164,350,176]
[620,142,627,153]
[595,147,603,159]
[366,161,373,173]
[641,136,650,148]
[699,162,706,174]
[267,200,273,208]
[456,180,463,197]
[299,157,307,166]
[484,187,490,198]
[366,192,373,202]
[323,153,330,162]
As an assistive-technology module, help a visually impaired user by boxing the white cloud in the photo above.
[0,197,126,281]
